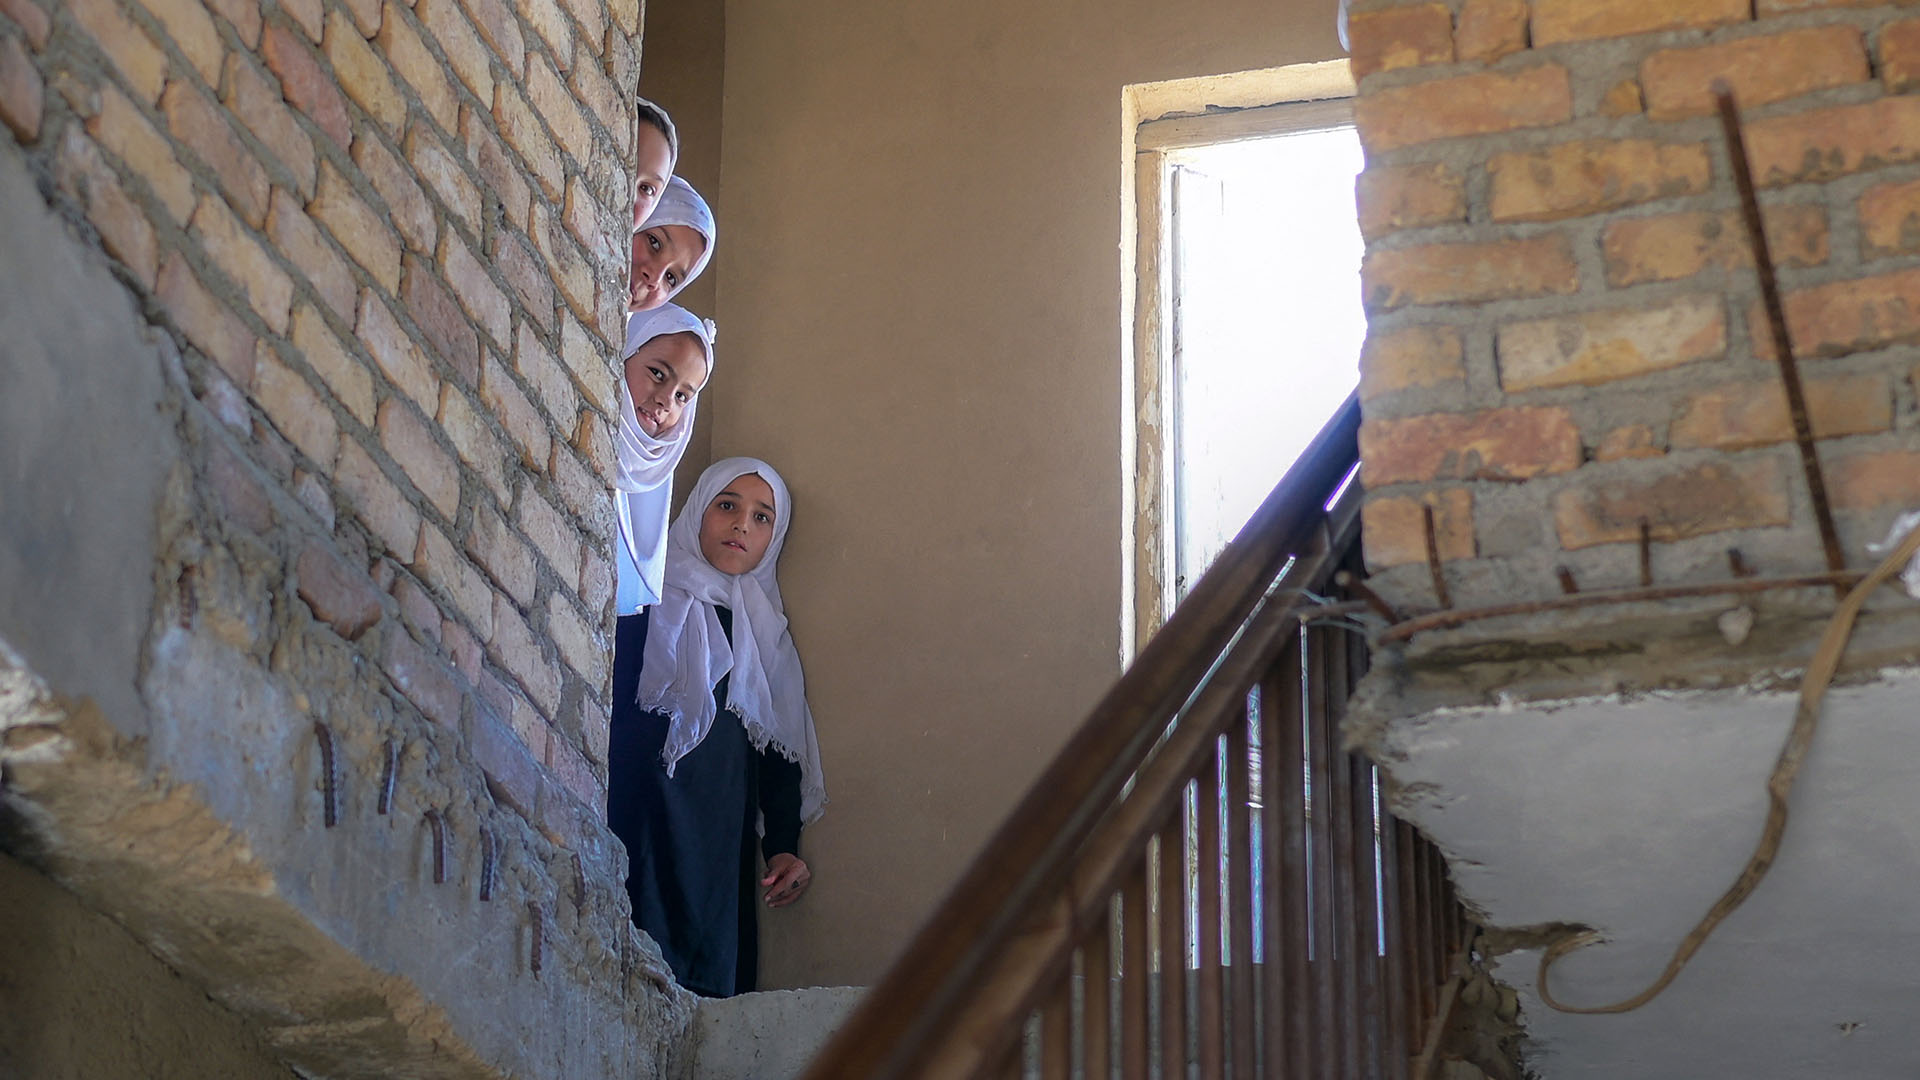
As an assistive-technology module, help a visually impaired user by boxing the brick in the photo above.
[339,0,379,37]
[1602,205,1828,287]
[311,161,401,290]
[441,616,482,681]
[415,523,493,633]
[1669,373,1891,450]
[1348,3,1452,80]
[69,0,167,103]
[1598,80,1643,117]
[463,105,529,230]
[1594,424,1663,462]
[1355,66,1569,154]
[467,703,540,814]
[1765,267,1920,360]
[1858,177,1920,259]
[290,303,376,424]
[532,200,596,323]
[1760,0,1892,9]
[0,0,50,48]
[573,409,614,477]
[1829,449,1920,510]
[491,591,562,715]
[378,398,461,516]
[570,46,622,147]
[190,194,293,333]
[1641,26,1867,122]
[1881,18,1920,94]
[352,134,436,252]
[457,0,523,76]
[89,86,194,222]
[497,230,555,330]
[407,125,482,236]
[526,53,589,156]
[262,23,352,147]
[556,315,611,416]
[482,352,551,467]
[1531,0,1747,47]
[596,0,626,38]
[416,0,492,104]
[1553,459,1789,550]
[1455,0,1527,64]
[156,254,256,386]
[254,344,339,465]
[295,543,382,639]
[436,233,510,349]
[402,255,481,382]
[467,502,537,604]
[561,173,604,248]
[225,55,316,197]
[548,441,606,530]
[358,288,439,408]
[53,128,156,287]
[203,438,274,534]
[202,0,257,46]
[1497,295,1725,392]
[280,0,321,38]
[439,382,509,503]
[266,188,353,322]
[605,18,636,88]
[516,485,581,584]
[1363,489,1474,569]
[492,82,563,200]
[325,10,406,133]
[546,591,605,688]
[522,0,571,67]
[131,0,221,84]
[164,82,271,226]
[1360,406,1581,488]
[383,626,464,726]
[379,6,456,132]
[390,572,443,639]
[1359,324,1464,402]
[1746,97,1920,188]
[1488,139,1709,223]
[579,542,612,616]
[548,731,600,807]
[337,435,422,554]
[1361,234,1577,312]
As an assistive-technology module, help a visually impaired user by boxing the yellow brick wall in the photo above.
[0,0,638,840]
[1350,0,1920,602]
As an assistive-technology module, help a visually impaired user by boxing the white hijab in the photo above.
[613,305,714,608]
[639,457,826,824]
[639,176,716,291]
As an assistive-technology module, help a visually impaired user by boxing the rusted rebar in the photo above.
[529,902,545,978]
[426,810,447,884]
[1638,520,1654,588]
[479,828,496,902]
[377,738,399,816]
[1714,83,1846,585]
[1335,570,1401,622]
[1556,566,1579,595]
[1421,504,1452,609]
[1728,548,1755,579]
[313,721,338,829]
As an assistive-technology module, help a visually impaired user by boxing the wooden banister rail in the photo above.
[799,392,1468,1080]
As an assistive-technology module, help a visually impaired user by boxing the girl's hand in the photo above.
[761,853,812,908]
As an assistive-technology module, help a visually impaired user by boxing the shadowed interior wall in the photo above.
[709,0,1344,987]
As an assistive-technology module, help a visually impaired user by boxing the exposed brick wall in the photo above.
[1351,0,1920,604]
[0,0,637,840]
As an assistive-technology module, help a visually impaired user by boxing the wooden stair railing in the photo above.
[799,393,1469,1080]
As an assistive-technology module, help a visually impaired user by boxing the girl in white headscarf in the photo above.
[630,175,715,313]
[612,303,714,612]
[609,457,825,998]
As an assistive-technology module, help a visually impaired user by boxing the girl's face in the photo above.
[632,122,674,228]
[698,473,776,575]
[629,224,706,312]
[625,332,709,437]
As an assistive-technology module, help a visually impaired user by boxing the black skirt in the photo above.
[608,609,802,997]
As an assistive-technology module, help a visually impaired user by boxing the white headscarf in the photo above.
[639,176,716,291]
[640,457,826,824]
[613,305,715,608]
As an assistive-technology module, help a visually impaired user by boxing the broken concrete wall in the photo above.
[0,0,695,1069]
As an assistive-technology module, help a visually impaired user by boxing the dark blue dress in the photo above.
[608,609,803,997]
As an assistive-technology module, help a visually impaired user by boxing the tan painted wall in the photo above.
[704,0,1344,987]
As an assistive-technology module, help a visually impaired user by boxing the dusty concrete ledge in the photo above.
[669,986,865,1080]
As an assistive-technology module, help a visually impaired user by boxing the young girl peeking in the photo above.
[609,457,827,998]
[612,303,714,614]
[631,175,715,314]
[632,97,679,230]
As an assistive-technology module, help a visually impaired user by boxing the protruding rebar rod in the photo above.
[426,810,447,884]
[529,902,545,978]
[377,738,399,816]
[1421,505,1452,609]
[313,721,338,829]
[1638,520,1654,588]
[479,828,497,901]
[1714,82,1846,583]
[1337,570,1402,622]
[1555,566,1579,595]
[1728,548,1755,579]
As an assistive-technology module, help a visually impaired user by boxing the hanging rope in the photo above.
[1538,520,1920,1014]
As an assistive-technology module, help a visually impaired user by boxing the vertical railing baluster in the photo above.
[1123,866,1150,1079]
[1226,709,1256,1080]
[1379,811,1411,1080]
[1304,629,1340,1080]
[1043,975,1072,1079]
[1276,637,1312,1080]
[1159,815,1189,1080]
[1325,626,1363,1076]
[1410,831,1435,1045]
[1351,756,1386,1078]
[1087,914,1114,1080]
[1196,742,1225,1080]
